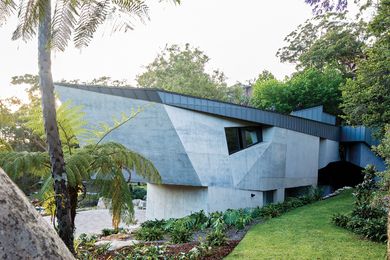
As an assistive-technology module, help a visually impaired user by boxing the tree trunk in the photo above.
[68,185,79,227]
[38,0,74,253]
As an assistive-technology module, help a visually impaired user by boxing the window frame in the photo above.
[224,126,263,155]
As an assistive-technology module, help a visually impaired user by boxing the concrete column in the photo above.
[275,188,285,203]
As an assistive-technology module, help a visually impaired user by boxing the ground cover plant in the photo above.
[227,190,386,259]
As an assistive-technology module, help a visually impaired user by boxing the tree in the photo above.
[340,0,390,137]
[137,43,245,104]
[251,67,344,114]
[0,0,179,251]
[0,102,161,231]
[277,12,366,78]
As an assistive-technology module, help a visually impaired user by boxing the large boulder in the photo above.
[0,168,74,259]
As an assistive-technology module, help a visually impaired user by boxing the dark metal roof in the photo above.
[55,83,340,141]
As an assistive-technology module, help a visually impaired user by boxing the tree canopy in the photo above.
[251,67,344,114]
[136,43,246,104]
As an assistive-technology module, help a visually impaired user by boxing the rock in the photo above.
[132,199,141,207]
[0,167,74,259]
[97,198,111,209]
[95,239,139,251]
[139,200,147,209]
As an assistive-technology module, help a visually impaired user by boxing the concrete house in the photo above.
[55,83,385,220]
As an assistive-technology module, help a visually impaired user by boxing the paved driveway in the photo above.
[44,208,146,237]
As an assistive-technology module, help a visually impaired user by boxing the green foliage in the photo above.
[206,229,227,247]
[178,242,212,260]
[251,67,344,114]
[1,0,179,51]
[130,244,167,259]
[134,226,165,241]
[331,167,387,242]
[101,227,126,236]
[136,43,246,104]
[223,209,253,230]
[169,223,193,244]
[277,12,366,78]
[131,185,147,200]
[0,103,161,230]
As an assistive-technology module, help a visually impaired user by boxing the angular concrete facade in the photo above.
[55,84,385,220]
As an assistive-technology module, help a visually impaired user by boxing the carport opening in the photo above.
[318,161,364,194]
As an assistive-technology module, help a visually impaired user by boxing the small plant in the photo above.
[169,223,193,244]
[101,227,126,236]
[331,213,350,228]
[134,226,165,241]
[141,219,167,229]
[130,244,167,259]
[206,229,227,247]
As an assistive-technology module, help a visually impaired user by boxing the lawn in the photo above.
[227,190,386,260]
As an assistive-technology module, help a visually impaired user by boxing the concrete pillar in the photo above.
[275,188,285,203]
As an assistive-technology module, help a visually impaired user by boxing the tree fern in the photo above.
[0,103,161,229]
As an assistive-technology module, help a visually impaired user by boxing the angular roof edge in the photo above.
[55,83,340,141]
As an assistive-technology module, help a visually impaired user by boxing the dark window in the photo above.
[263,190,275,205]
[225,128,241,154]
[225,126,263,154]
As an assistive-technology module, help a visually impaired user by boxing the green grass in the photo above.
[227,191,386,260]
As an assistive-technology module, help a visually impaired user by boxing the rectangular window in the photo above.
[225,126,263,154]
[263,190,275,205]
[225,128,241,154]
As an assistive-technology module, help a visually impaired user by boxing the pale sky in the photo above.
[0,0,313,101]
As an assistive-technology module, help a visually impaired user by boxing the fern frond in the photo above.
[51,0,79,51]
[0,0,17,25]
[0,151,50,179]
[12,0,45,41]
[65,150,93,187]
[73,0,111,48]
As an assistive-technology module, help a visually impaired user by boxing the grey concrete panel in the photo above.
[56,85,202,186]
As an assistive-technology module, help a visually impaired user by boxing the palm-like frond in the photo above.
[0,0,17,25]
[24,100,87,154]
[11,0,47,41]
[73,0,111,48]
[65,150,92,187]
[0,151,50,179]
[51,0,79,51]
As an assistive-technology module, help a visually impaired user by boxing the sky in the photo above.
[0,0,314,102]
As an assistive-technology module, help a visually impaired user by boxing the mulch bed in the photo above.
[165,240,240,259]
[98,240,240,259]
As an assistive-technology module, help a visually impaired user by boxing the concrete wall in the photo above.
[318,139,340,169]
[55,86,332,220]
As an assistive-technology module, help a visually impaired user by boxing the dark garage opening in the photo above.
[318,161,364,194]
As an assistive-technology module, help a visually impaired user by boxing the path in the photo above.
[43,208,146,237]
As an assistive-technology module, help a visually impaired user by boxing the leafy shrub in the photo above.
[169,223,193,244]
[330,166,387,243]
[206,229,227,247]
[101,227,126,236]
[331,213,350,228]
[130,244,167,259]
[141,219,167,229]
[132,186,147,200]
[178,242,212,259]
[134,227,165,241]
[78,193,99,208]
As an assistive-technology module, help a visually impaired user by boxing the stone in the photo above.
[97,197,110,209]
[0,168,74,259]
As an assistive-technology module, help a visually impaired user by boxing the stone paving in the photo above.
[43,208,146,237]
